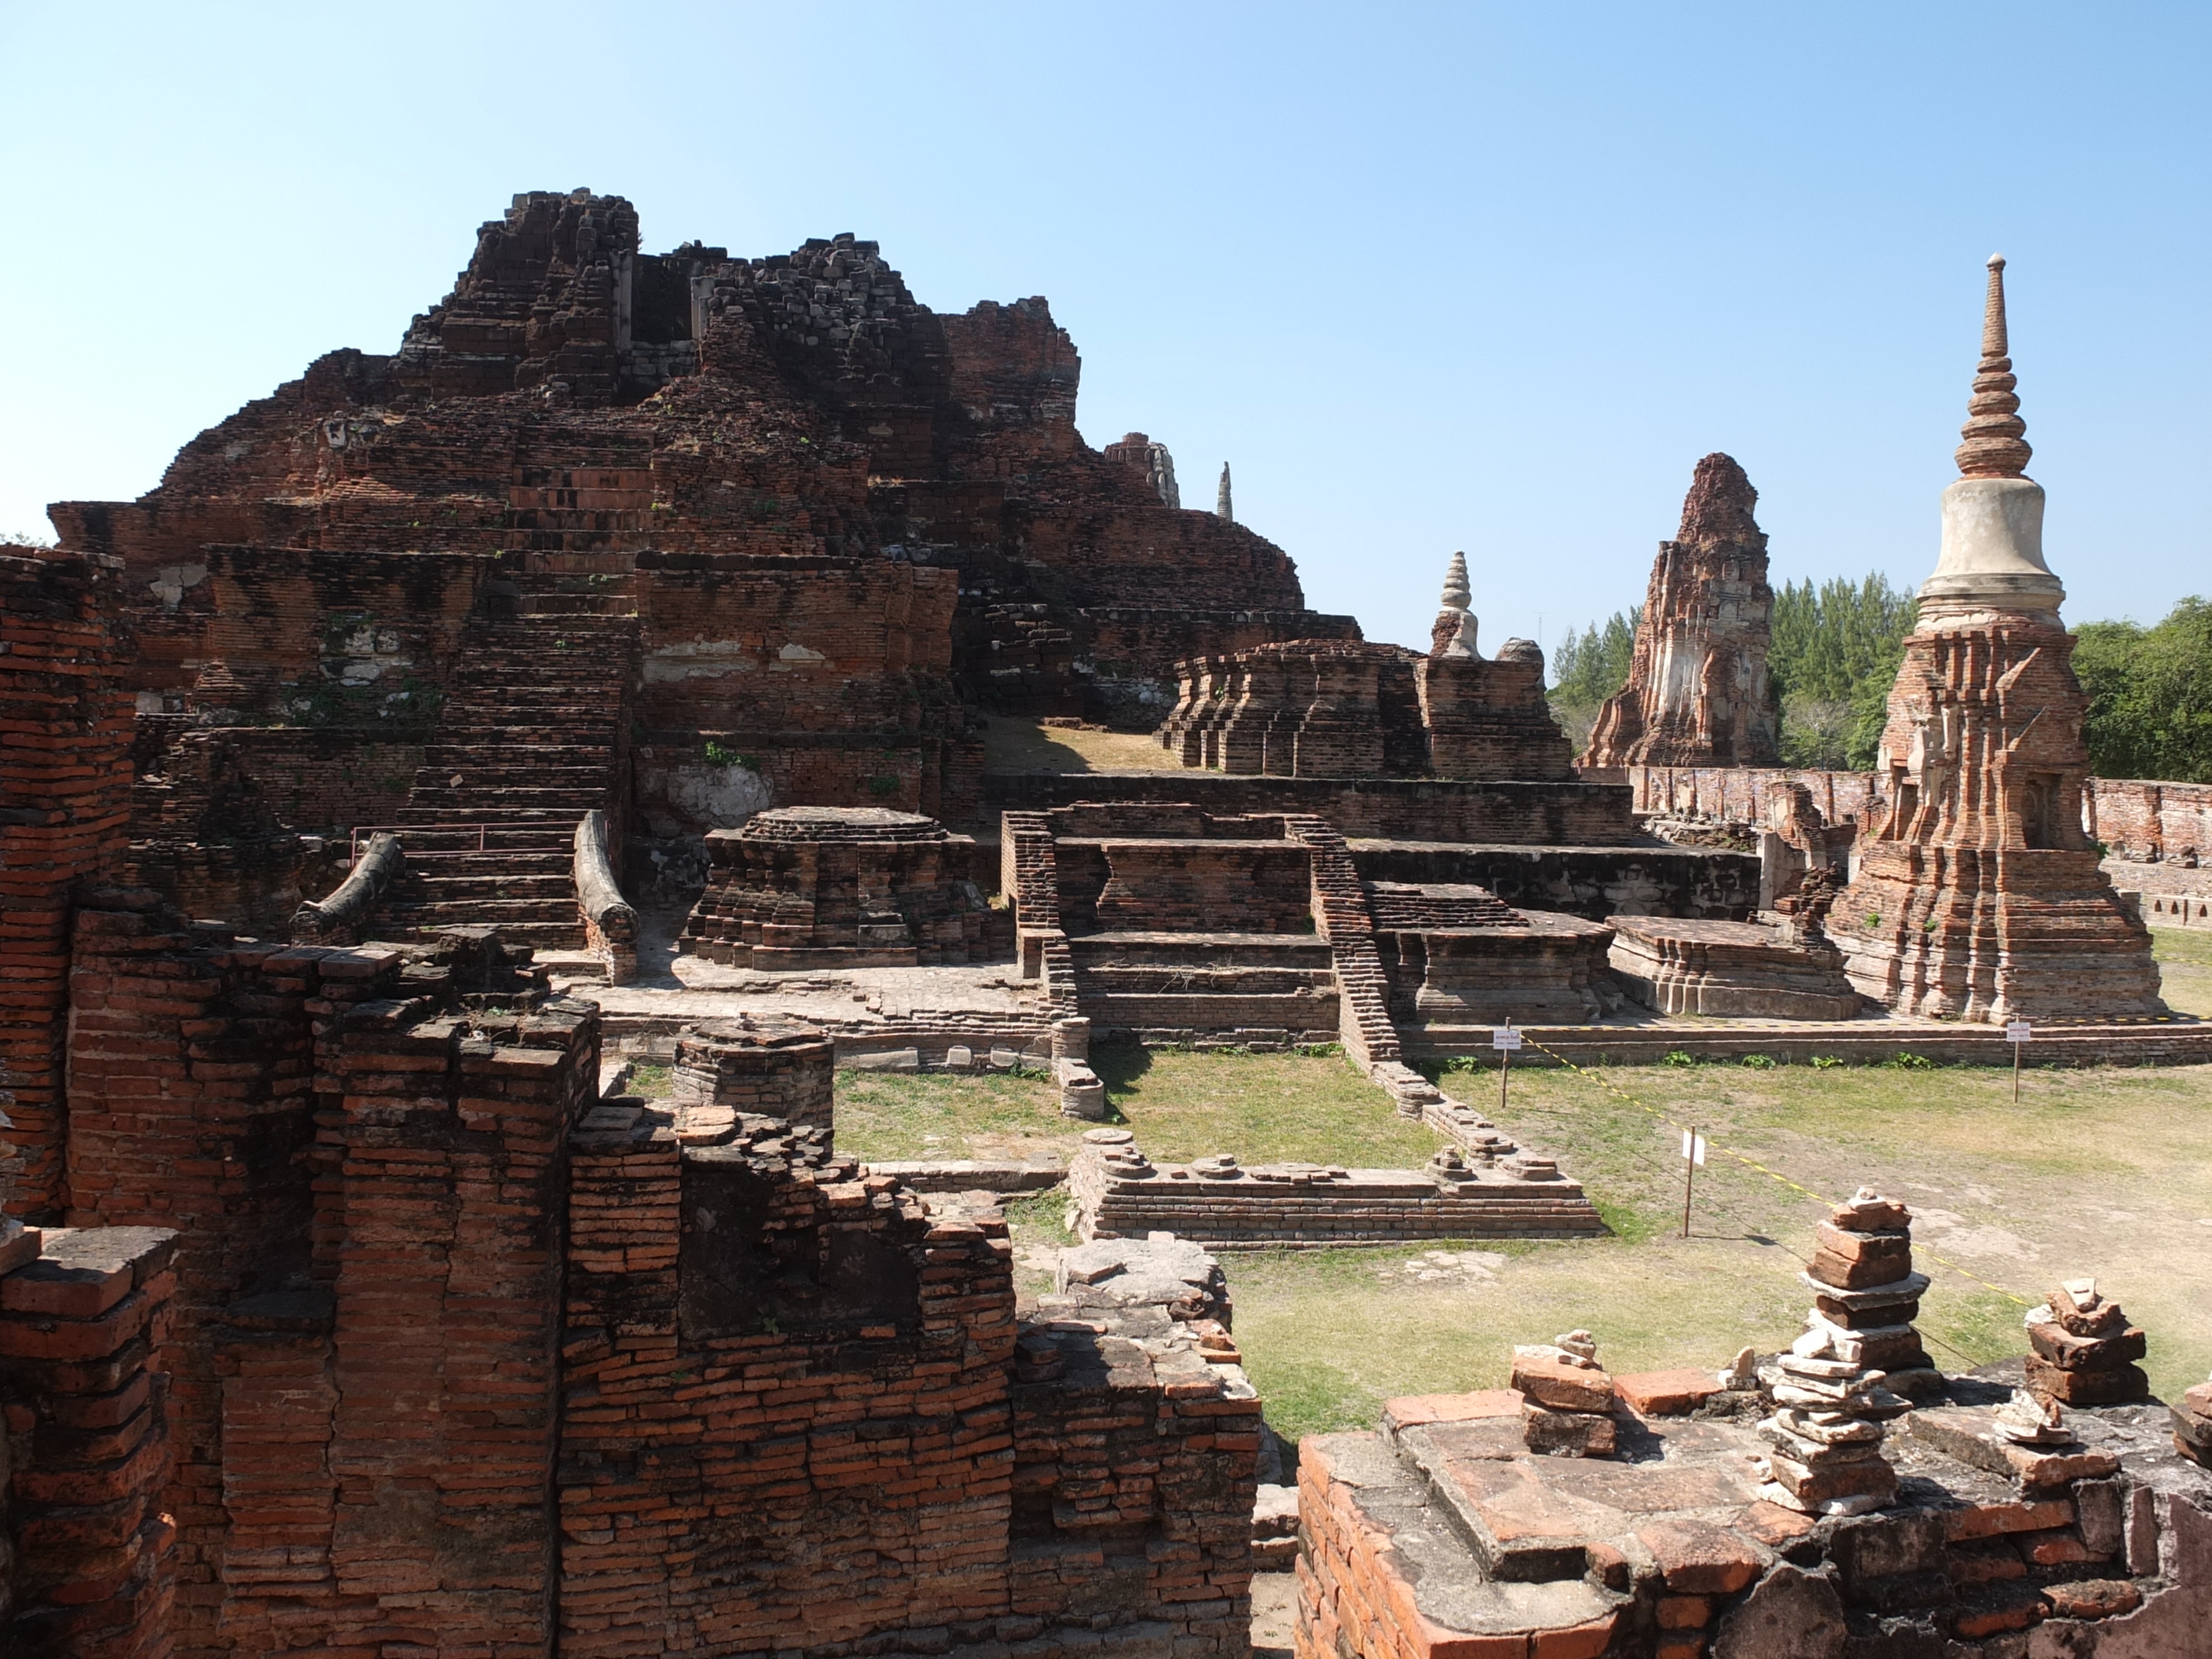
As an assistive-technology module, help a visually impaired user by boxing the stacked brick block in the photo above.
[668,1015,835,1133]
[1,548,135,1222]
[1,1226,181,1659]
[1297,1377,2210,1658]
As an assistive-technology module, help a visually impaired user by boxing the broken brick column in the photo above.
[0,1225,181,1659]
[0,548,135,1224]
[315,994,599,1655]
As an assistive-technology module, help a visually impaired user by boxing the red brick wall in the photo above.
[0,1225,181,1659]
[2089,778,2212,862]
[0,548,135,1223]
[558,1106,1018,1654]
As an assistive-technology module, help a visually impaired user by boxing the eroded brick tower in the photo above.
[1830,257,2166,1020]
[1583,452,1780,769]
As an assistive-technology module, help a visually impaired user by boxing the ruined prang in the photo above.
[1828,257,2166,1020]
[1583,452,1780,769]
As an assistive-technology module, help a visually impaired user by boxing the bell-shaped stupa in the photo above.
[1917,256,2065,621]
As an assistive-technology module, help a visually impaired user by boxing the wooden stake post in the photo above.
[2006,1020,2031,1102]
[1492,1022,1521,1111]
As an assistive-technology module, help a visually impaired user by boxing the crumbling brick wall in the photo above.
[558,1103,1019,1654]
[0,548,135,1224]
[2089,777,2212,864]
[60,892,599,1659]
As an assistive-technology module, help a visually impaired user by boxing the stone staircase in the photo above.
[1066,932,1341,1042]
[366,560,638,950]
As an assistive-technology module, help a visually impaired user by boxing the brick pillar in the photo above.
[319,996,596,1655]
[0,548,134,1223]
[0,1225,181,1659]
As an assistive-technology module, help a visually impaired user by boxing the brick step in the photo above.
[401,793,611,817]
[518,595,639,617]
[408,873,577,899]
[381,895,583,925]
[517,551,639,576]
[1079,992,1343,1027]
[392,826,596,848]
[409,770,611,788]
[1066,932,1335,968]
[377,915,588,950]
[365,850,572,874]
[433,700,628,720]
[1073,967,1338,994]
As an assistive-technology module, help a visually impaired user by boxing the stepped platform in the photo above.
[984,767,1641,844]
[1067,930,1339,1044]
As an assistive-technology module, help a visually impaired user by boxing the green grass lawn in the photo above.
[1231,1058,2212,1440]
[2154,924,2212,1016]
[834,1046,1444,1170]
[833,1042,2212,1441]
[819,925,2212,1443]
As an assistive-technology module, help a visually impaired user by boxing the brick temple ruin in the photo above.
[1583,452,1781,772]
[1580,258,2174,1028]
[7,193,2212,1656]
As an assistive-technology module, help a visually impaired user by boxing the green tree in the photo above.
[2075,597,2212,782]
[1768,574,1917,771]
[1547,606,1640,752]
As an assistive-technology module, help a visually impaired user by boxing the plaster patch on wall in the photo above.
[645,639,759,683]
[149,563,209,611]
[658,762,777,829]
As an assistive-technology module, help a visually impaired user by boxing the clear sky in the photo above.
[4,3,2206,657]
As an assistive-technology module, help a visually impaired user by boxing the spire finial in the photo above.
[1440,550,1471,611]
[1954,253,2031,478]
[1217,462,1234,523]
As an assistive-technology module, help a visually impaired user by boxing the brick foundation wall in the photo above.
[1071,1146,1604,1248]
[1,548,135,1224]
[1347,841,1760,923]
[986,771,1639,844]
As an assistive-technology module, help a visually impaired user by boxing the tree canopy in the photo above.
[2073,597,2212,783]
[1767,574,1917,770]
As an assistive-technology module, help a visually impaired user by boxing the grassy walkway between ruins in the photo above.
[833,927,2212,1443]
[840,1046,2212,1445]
[980,715,1185,773]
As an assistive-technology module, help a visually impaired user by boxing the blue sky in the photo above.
[4,3,2205,655]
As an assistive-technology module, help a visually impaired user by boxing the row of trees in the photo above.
[1546,579,2212,782]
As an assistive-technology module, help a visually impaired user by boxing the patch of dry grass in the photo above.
[2154,924,2212,1016]
[981,715,1185,774]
